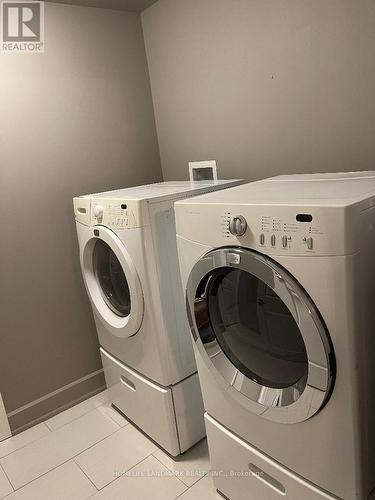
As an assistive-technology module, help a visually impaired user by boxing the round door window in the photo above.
[196,267,308,390]
[93,239,131,317]
[189,248,334,423]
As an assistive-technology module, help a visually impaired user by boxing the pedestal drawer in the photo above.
[205,413,338,500]
[101,348,180,456]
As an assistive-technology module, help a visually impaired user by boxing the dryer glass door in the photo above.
[203,267,308,390]
[187,248,334,424]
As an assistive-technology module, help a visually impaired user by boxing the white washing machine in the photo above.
[73,180,242,456]
[175,172,375,499]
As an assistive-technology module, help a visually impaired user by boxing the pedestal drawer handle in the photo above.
[120,376,136,392]
[249,463,286,495]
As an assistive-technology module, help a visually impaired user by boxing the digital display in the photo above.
[296,214,313,223]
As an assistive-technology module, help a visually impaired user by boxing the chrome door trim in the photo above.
[186,247,334,424]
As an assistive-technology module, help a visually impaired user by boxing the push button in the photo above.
[282,235,288,248]
[307,237,313,250]
[271,234,276,247]
[260,234,265,245]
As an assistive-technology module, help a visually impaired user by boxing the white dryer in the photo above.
[175,172,375,498]
[73,180,242,456]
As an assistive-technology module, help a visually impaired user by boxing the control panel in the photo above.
[258,231,314,251]
[209,205,348,256]
[255,212,324,253]
[74,197,143,229]
[91,202,130,229]
[223,212,323,253]
[222,209,334,255]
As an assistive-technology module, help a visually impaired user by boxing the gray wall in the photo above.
[142,0,375,181]
[0,2,162,431]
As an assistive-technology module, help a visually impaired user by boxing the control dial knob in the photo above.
[93,205,104,218]
[229,215,247,236]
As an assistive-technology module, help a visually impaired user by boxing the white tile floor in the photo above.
[0,390,220,499]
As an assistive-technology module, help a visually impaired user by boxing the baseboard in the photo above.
[8,369,105,434]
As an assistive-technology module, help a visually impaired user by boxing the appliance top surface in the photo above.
[176,171,375,207]
[84,180,242,201]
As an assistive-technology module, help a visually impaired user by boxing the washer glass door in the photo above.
[188,248,334,423]
[93,239,131,318]
[81,225,143,338]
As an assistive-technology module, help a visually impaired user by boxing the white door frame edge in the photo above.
[0,393,11,441]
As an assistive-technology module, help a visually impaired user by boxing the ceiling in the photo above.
[44,0,159,12]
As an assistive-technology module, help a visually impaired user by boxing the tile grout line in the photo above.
[28,386,107,434]
[2,404,200,498]
[0,403,114,463]
[1,459,70,498]
[3,457,86,495]
[73,459,99,492]
[0,422,52,461]
[151,453,190,490]
[1,459,97,499]
[151,443,211,489]
[77,430,159,493]
[0,462,14,496]
[173,473,209,500]
[84,452,158,499]
[45,391,111,431]
[0,394,111,462]
[1,424,121,496]
[45,400,111,432]
[99,406,130,430]
[1,415,123,493]
[70,423,124,464]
